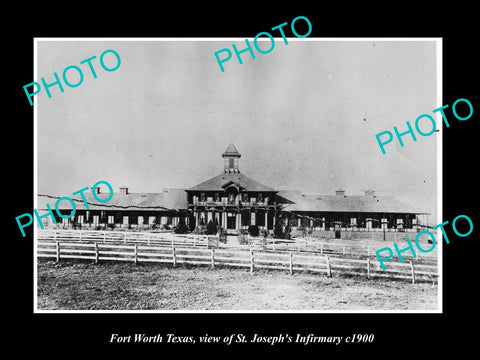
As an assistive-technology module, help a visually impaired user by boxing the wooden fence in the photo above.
[247,236,437,263]
[37,240,438,284]
[38,229,218,248]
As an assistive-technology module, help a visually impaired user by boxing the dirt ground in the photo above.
[36,261,438,311]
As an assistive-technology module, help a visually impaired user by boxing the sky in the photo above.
[36,39,440,221]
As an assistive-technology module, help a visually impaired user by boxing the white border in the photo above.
[33,37,443,314]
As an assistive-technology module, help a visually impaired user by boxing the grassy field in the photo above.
[37,260,438,311]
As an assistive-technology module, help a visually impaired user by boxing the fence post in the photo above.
[410,261,415,284]
[297,240,300,253]
[289,251,293,275]
[103,232,106,244]
[134,243,138,265]
[342,244,346,256]
[272,238,275,251]
[367,246,370,256]
[94,242,99,264]
[147,233,150,245]
[211,248,215,269]
[250,249,254,274]
[123,232,127,244]
[367,258,371,279]
[55,241,60,263]
[320,243,324,255]
[325,255,331,277]
[79,230,82,242]
[53,230,57,242]
[171,233,174,248]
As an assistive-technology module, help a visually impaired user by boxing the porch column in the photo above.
[236,213,240,230]
[381,218,387,230]
[222,212,227,228]
[264,212,268,230]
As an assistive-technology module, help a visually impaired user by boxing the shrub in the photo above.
[193,225,207,235]
[107,223,116,230]
[174,219,189,234]
[206,221,218,235]
[238,233,249,245]
[248,225,259,237]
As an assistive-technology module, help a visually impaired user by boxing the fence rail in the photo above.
[38,229,218,248]
[37,230,437,266]
[247,236,437,263]
[37,240,438,284]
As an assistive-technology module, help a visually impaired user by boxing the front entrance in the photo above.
[227,214,236,229]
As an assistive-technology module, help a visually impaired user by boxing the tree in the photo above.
[273,221,283,238]
[283,223,291,239]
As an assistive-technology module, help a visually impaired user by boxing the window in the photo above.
[200,192,206,202]
[229,158,234,168]
[214,192,220,202]
[258,193,263,202]
[243,193,249,202]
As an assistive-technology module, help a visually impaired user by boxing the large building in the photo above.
[39,144,430,233]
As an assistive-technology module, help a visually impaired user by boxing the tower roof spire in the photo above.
[222,143,241,158]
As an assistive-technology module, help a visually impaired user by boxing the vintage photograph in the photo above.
[34,38,441,312]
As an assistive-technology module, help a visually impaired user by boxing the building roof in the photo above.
[276,190,428,214]
[186,172,277,192]
[37,188,188,212]
[38,188,426,215]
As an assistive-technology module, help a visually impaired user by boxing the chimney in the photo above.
[119,186,128,195]
[364,189,375,196]
[335,189,345,196]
